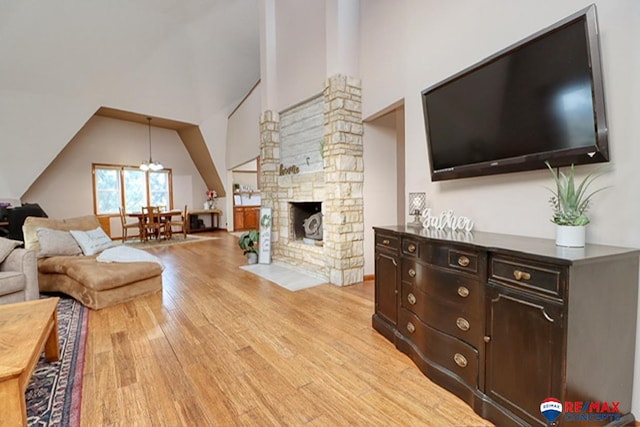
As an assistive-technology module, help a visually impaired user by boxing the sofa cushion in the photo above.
[70,227,116,256]
[0,271,26,295]
[37,256,163,291]
[0,237,21,263]
[23,215,101,257]
[36,228,83,258]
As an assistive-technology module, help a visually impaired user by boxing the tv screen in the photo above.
[422,5,608,181]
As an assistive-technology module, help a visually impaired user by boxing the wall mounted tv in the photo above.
[422,4,608,181]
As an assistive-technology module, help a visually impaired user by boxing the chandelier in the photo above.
[140,117,163,171]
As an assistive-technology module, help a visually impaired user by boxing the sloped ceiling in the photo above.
[0,0,259,198]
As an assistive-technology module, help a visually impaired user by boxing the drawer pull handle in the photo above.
[407,243,417,253]
[457,286,469,298]
[406,322,416,334]
[456,317,470,331]
[391,259,398,267]
[513,270,531,281]
[458,256,470,267]
[407,293,416,305]
[382,239,390,245]
[408,268,416,278]
[454,353,468,368]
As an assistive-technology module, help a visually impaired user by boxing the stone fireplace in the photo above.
[259,75,364,286]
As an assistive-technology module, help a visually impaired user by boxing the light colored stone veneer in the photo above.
[259,74,364,286]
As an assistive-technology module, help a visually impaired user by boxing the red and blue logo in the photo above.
[540,398,563,423]
[541,398,621,423]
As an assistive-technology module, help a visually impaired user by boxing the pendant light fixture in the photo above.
[140,117,163,171]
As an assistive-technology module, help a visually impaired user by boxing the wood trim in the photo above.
[177,126,226,198]
[228,79,261,119]
[96,215,111,236]
[95,107,194,130]
[363,274,374,282]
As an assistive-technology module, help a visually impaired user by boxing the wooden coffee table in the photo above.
[0,297,60,426]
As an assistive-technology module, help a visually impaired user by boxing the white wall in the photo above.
[22,116,210,235]
[363,113,399,275]
[274,0,327,111]
[360,0,640,413]
[227,83,262,169]
[362,0,640,246]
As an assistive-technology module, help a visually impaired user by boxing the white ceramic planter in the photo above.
[555,225,586,247]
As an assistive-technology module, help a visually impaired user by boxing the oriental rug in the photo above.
[26,296,88,427]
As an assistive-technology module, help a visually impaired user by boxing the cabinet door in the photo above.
[375,250,399,326]
[244,207,260,229]
[485,283,564,426]
[234,208,245,231]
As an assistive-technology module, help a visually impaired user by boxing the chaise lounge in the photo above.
[23,215,163,310]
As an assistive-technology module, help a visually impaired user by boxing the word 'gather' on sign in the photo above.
[421,209,474,232]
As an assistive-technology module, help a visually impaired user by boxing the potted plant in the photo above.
[546,162,607,247]
[238,229,259,264]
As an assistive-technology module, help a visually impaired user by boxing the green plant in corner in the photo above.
[238,229,259,254]
[546,161,608,226]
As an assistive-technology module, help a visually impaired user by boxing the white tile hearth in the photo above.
[240,263,327,292]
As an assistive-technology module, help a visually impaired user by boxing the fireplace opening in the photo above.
[290,202,322,244]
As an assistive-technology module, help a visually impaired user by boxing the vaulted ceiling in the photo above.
[0,0,260,198]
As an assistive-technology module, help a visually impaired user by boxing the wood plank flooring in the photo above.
[81,232,492,426]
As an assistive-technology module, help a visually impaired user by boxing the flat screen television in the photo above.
[422,4,608,181]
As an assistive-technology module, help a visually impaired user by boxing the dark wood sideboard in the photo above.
[373,226,639,426]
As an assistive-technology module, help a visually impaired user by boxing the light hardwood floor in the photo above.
[81,232,492,426]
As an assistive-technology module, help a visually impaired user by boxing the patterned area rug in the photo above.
[26,296,88,427]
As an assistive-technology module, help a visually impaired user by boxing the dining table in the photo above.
[127,208,182,241]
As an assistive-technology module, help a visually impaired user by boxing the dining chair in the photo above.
[141,206,167,241]
[166,205,188,239]
[119,207,140,243]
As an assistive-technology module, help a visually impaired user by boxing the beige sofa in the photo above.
[0,245,39,305]
[23,215,163,310]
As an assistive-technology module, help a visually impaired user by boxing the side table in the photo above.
[0,297,60,426]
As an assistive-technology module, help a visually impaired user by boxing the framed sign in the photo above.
[258,207,272,264]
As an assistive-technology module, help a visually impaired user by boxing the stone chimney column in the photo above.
[259,110,280,244]
[323,74,364,286]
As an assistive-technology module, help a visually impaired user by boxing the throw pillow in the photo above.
[0,236,21,263]
[70,227,116,256]
[36,227,83,258]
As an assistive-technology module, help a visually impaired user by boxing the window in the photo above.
[93,164,173,214]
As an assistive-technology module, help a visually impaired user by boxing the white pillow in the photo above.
[70,227,116,256]
[36,227,83,258]
[0,237,21,263]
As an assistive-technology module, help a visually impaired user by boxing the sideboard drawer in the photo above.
[376,232,399,252]
[399,308,479,389]
[402,283,483,349]
[402,239,482,277]
[490,256,566,299]
[401,260,484,308]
